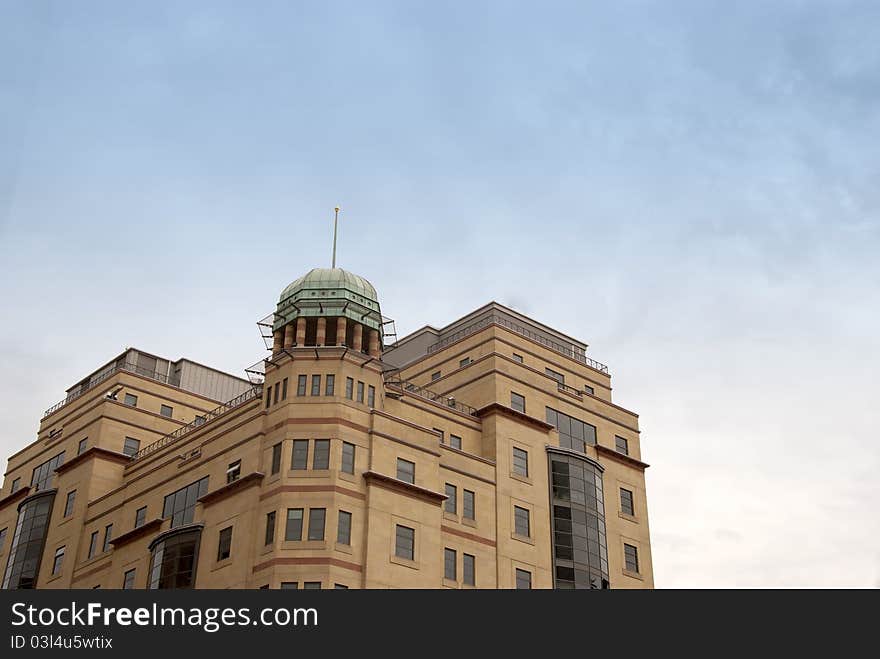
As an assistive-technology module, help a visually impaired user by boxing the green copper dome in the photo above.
[279,268,378,305]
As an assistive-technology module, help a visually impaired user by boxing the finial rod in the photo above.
[331,206,340,268]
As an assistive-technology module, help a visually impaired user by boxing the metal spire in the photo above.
[331,206,340,268]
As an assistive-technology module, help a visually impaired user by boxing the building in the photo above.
[0,267,653,589]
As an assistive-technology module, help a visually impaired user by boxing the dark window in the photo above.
[282,377,288,400]
[396,458,415,484]
[337,510,352,545]
[459,357,471,368]
[311,374,321,396]
[356,381,364,403]
[31,451,65,491]
[395,525,415,560]
[546,407,597,453]
[102,524,113,553]
[217,526,232,561]
[515,568,532,589]
[10,477,21,493]
[124,393,138,407]
[345,377,354,399]
[162,477,209,529]
[341,442,355,474]
[434,428,445,443]
[123,437,140,458]
[545,367,565,384]
[135,506,147,528]
[514,506,530,537]
[160,404,173,418]
[620,488,635,516]
[226,459,241,483]
[624,544,639,573]
[444,484,457,514]
[292,440,309,470]
[63,490,76,517]
[123,569,136,590]
[285,508,303,541]
[431,371,441,381]
[615,436,629,456]
[463,553,475,585]
[271,443,282,475]
[444,548,457,580]
[274,382,280,404]
[334,583,349,589]
[325,374,335,396]
[512,354,523,363]
[148,528,202,590]
[77,438,88,455]
[52,546,65,575]
[510,392,525,413]
[308,508,326,541]
[265,511,276,545]
[367,385,376,408]
[87,531,99,559]
[297,375,307,396]
[449,435,462,450]
[512,447,529,477]
[259,584,269,589]
[584,384,594,396]
[1,493,55,589]
[280,582,298,589]
[313,440,330,469]
[265,388,271,409]
[303,582,321,590]
[463,490,475,520]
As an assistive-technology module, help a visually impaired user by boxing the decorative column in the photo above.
[352,323,363,352]
[283,323,294,350]
[295,317,306,346]
[368,329,380,357]
[336,317,347,346]
[316,318,327,346]
[273,330,283,354]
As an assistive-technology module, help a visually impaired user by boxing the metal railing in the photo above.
[130,385,263,462]
[426,314,610,374]
[557,382,584,398]
[42,361,175,419]
[385,379,478,417]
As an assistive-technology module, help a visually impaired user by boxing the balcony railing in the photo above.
[385,379,478,417]
[130,385,263,462]
[425,314,609,374]
[557,382,584,398]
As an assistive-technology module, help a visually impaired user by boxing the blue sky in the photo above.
[1,1,878,587]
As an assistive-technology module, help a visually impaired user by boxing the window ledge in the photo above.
[442,578,459,589]
[511,533,535,546]
[289,470,331,479]
[461,517,478,528]
[338,471,357,483]
[618,512,638,523]
[334,542,353,555]
[509,472,532,486]
[622,569,644,581]
[211,557,233,572]
[390,555,419,570]
[442,511,459,522]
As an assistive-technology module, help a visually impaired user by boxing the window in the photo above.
[265,511,276,545]
[292,440,309,470]
[459,357,471,368]
[356,381,364,403]
[77,438,88,455]
[313,439,330,469]
[226,459,241,483]
[308,508,326,541]
[341,442,355,474]
[160,404,173,418]
[514,506,530,537]
[512,447,529,477]
[615,436,629,456]
[337,510,352,545]
[217,526,233,561]
[431,371,441,381]
[282,377,288,400]
[123,569,136,590]
[285,508,304,541]
[584,384,594,396]
[31,451,65,491]
[195,415,206,426]
[546,407,597,453]
[147,528,201,590]
[271,442,282,475]
[10,477,20,493]
[325,374,335,396]
[102,524,113,552]
[87,531,99,559]
[444,548,457,580]
[0,527,5,552]
[311,374,321,396]
[367,385,376,408]
[395,525,415,560]
[546,367,565,384]
[124,393,138,407]
[265,388,271,409]
[274,381,280,405]
[449,435,462,450]
[463,490,475,520]
[134,506,147,528]
[510,392,525,413]
[515,568,532,589]
[297,375,307,396]
[434,428,445,443]
[512,353,523,363]
[334,583,349,589]
[303,582,321,590]
[345,377,354,399]
[280,582,298,589]
[259,584,269,589]
[444,484,457,514]
[123,437,140,458]
[397,458,415,484]
[162,477,209,528]
[63,490,76,517]
[52,546,65,575]
[463,554,475,586]
[620,488,635,516]
[624,543,639,573]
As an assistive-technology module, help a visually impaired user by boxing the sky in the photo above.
[1,1,878,588]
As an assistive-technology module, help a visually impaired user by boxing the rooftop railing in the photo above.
[130,385,263,462]
[426,314,610,374]
[385,379,478,417]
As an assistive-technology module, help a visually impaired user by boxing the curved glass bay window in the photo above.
[548,449,609,589]
[2,490,56,589]
[148,526,203,590]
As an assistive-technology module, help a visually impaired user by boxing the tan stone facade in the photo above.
[0,296,653,590]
